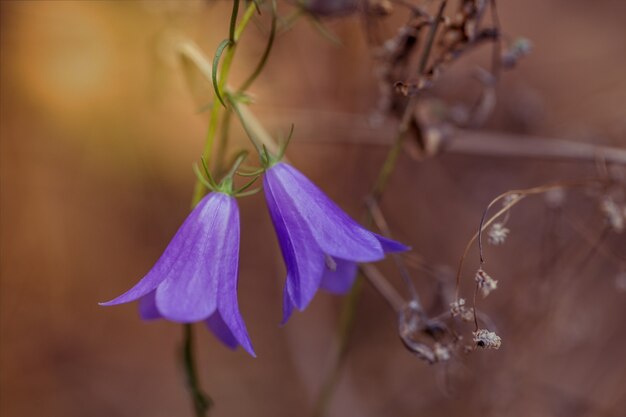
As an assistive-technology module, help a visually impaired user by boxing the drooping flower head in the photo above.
[263,162,408,322]
[100,192,255,356]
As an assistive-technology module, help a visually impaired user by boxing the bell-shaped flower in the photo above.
[263,162,408,322]
[101,192,255,356]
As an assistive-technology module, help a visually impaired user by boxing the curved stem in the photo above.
[454,179,607,298]
[238,0,277,92]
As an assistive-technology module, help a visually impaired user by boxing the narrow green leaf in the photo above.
[212,39,232,107]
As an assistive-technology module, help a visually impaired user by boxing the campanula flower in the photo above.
[101,192,255,356]
[263,162,408,321]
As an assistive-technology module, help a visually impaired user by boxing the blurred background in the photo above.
[1,1,625,416]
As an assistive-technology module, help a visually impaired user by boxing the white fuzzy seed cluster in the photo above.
[488,223,510,245]
[433,343,451,362]
[475,269,498,298]
[601,197,625,233]
[450,298,474,322]
[473,329,502,349]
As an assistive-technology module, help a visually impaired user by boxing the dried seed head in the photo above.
[473,329,502,349]
[488,223,510,245]
[433,343,451,362]
[450,298,474,322]
[475,269,498,298]
[502,193,521,207]
[502,37,533,68]
[368,0,393,16]
[600,197,624,233]
[450,298,465,315]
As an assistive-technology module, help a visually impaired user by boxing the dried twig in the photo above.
[257,108,626,165]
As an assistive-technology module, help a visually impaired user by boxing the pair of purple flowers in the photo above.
[102,162,407,356]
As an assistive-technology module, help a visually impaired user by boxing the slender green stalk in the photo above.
[311,278,363,417]
[228,0,240,42]
[234,2,258,41]
[180,3,258,416]
[219,2,257,94]
[215,109,233,176]
[228,97,265,157]
[228,98,286,165]
[190,2,258,206]
[238,0,277,92]
[191,97,222,207]
[181,324,212,417]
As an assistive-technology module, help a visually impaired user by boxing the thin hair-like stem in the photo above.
[366,198,423,311]
[489,0,502,79]
[455,179,608,298]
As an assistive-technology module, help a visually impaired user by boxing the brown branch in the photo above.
[359,264,405,313]
[257,108,626,165]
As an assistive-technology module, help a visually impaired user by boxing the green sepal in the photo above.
[235,187,263,198]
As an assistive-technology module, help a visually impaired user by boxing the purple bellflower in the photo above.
[263,162,408,322]
[100,192,255,357]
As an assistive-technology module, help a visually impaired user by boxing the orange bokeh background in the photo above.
[1,1,625,416]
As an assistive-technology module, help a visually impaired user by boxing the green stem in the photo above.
[417,0,447,75]
[180,3,259,415]
[190,2,257,206]
[234,2,258,41]
[238,0,277,92]
[191,96,222,207]
[219,2,257,94]
[181,324,212,417]
[311,278,363,417]
[228,0,240,42]
[215,109,233,176]
[228,97,265,157]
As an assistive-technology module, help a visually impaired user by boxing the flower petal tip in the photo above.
[374,234,411,253]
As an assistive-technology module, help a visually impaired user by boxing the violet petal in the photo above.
[264,171,326,311]
[266,163,385,262]
[320,258,359,294]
